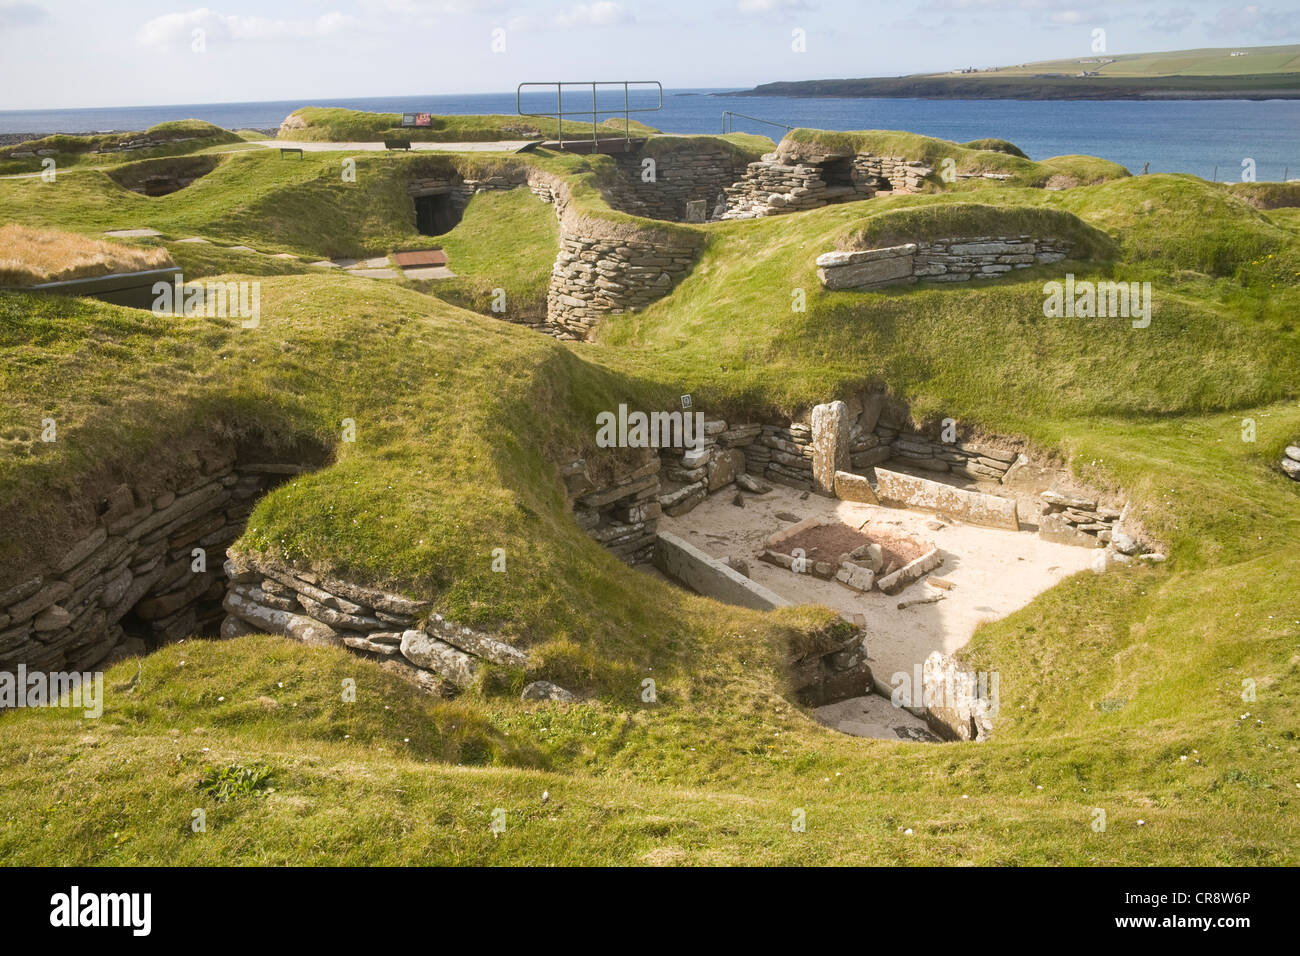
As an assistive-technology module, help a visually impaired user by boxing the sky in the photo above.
[1,0,1298,110]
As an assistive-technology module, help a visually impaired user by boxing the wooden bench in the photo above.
[383,139,412,151]
[279,147,304,159]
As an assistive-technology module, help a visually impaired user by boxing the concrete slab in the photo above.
[272,253,299,260]
[350,268,400,279]
[175,237,211,244]
[309,260,340,268]
[352,256,390,269]
[653,531,791,611]
[104,228,161,238]
[251,140,537,153]
[401,266,456,280]
[227,245,256,252]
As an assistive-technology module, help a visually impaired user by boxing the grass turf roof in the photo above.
[277,106,665,143]
[0,130,1298,864]
[780,127,1132,188]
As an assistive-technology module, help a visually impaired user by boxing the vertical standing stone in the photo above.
[810,401,850,496]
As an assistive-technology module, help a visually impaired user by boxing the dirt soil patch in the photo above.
[781,520,928,568]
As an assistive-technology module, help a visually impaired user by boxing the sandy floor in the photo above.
[659,483,1097,694]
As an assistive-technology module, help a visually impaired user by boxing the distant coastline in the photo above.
[733,74,1300,101]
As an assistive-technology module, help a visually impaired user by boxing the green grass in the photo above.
[1,130,1298,865]
[978,44,1300,78]
[416,188,560,322]
[0,121,243,176]
[784,128,1131,188]
[279,107,663,144]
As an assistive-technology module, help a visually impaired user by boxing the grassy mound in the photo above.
[0,121,243,175]
[781,128,1130,189]
[962,138,1029,158]
[0,224,173,286]
[1228,180,1300,209]
[278,107,662,144]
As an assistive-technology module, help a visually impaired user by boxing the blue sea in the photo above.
[1,89,1297,182]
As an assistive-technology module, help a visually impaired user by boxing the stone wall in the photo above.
[1035,489,1123,548]
[221,552,550,699]
[565,451,663,564]
[0,450,310,677]
[721,151,932,220]
[545,234,700,340]
[817,236,1072,291]
[525,169,704,341]
[604,146,751,222]
[406,168,527,208]
[1282,443,1300,481]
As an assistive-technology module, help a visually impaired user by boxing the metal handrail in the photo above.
[721,111,794,135]
[517,81,663,148]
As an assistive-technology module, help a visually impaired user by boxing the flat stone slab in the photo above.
[175,237,211,244]
[272,253,298,260]
[401,266,456,280]
[351,256,390,269]
[875,467,1019,531]
[350,268,400,279]
[834,470,879,504]
[329,258,358,268]
[104,228,161,238]
[814,693,942,742]
[393,249,448,267]
[654,531,790,611]
[227,245,256,252]
[309,260,341,268]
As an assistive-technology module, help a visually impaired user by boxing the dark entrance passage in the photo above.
[414,193,459,235]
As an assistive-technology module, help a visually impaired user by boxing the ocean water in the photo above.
[1,89,1297,182]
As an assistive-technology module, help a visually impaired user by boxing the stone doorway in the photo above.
[414,193,459,235]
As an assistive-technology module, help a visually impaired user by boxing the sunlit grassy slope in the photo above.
[0,130,1297,864]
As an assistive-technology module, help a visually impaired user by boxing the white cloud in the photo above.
[1145,6,1195,33]
[554,2,632,28]
[1209,3,1300,40]
[736,0,812,14]
[0,1,50,29]
[137,7,357,48]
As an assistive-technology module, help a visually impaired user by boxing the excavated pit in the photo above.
[0,432,331,675]
[106,155,220,196]
[559,394,1136,740]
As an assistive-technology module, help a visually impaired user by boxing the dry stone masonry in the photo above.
[605,146,752,222]
[721,150,932,220]
[566,451,663,564]
[221,552,543,698]
[817,236,1072,291]
[1283,444,1300,481]
[0,449,310,676]
[546,234,700,340]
